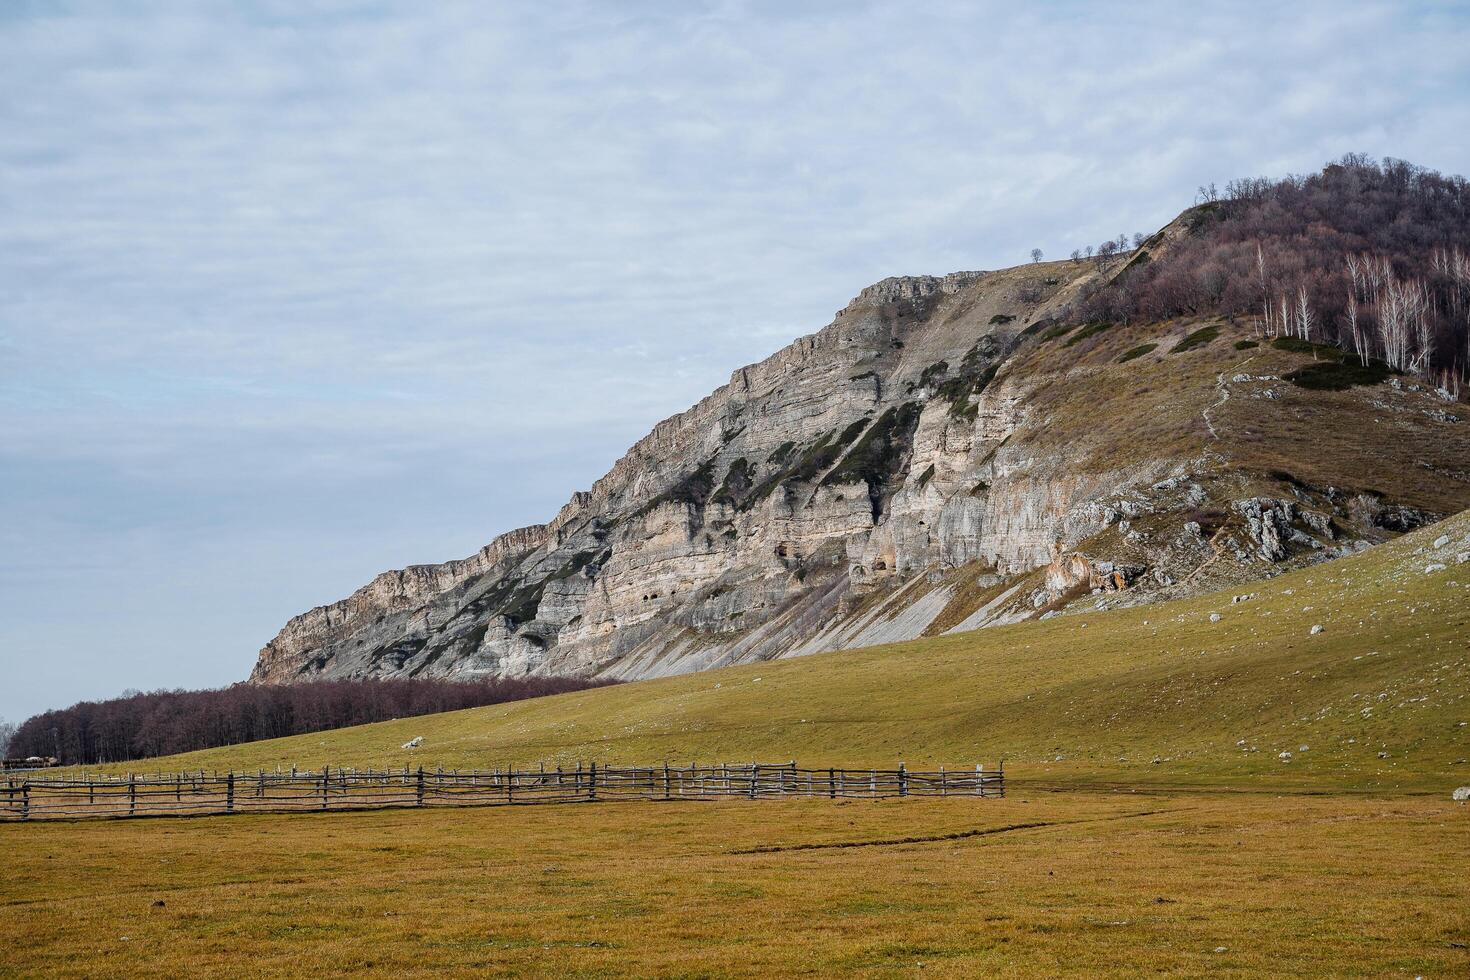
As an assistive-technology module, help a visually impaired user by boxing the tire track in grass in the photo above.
[730,807,1180,854]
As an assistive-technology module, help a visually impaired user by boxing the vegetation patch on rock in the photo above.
[824,402,922,505]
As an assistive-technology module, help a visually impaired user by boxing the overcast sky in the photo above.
[2,1,1467,723]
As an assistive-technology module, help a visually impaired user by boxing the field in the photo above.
[4,515,1469,976]
[4,793,1468,977]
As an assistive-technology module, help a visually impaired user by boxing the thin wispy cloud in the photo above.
[2,0,1467,719]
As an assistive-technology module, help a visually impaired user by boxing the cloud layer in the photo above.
[2,0,1467,720]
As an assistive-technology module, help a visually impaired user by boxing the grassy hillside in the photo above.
[86,513,1470,792]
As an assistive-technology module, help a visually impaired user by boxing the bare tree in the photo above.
[1378,274,1414,372]
[1070,248,1082,264]
[1083,244,1094,261]
[1256,243,1271,338]
[1132,232,1147,250]
[0,717,15,758]
[1412,281,1434,377]
[1346,293,1366,365]
[1296,285,1315,342]
[1030,248,1043,264]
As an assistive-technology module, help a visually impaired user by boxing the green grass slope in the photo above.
[93,514,1470,792]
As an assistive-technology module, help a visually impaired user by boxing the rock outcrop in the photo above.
[250,220,1470,685]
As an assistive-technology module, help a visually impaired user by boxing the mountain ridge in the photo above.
[251,185,1470,686]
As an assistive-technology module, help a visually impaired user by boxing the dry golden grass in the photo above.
[3,792,1467,977]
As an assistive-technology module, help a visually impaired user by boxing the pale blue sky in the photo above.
[3,1,1468,722]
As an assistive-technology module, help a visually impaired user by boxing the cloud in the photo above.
[1,0,1467,719]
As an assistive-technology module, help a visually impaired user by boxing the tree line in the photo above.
[6,675,616,765]
[1067,155,1470,394]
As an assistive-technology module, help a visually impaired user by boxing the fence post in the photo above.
[899,762,908,797]
[321,766,329,810]
[226,772,235,813]
[975,764,983,796]
[588,762,597,802]
[20,782,29,822]
[748,764,757,800]
[416,767,425,806]
[129,773,136,816]
[663,762,670,800]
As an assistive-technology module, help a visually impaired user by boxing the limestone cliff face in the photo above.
[250,232,1470,685]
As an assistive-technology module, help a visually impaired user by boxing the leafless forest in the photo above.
[7,676,615,765]
[1072,155,1470,394]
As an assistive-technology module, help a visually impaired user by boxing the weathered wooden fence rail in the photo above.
[0,762,1002,822]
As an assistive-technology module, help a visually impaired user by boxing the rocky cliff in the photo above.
[251,210,1470,685]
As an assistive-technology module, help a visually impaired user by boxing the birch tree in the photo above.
[1296,286,1315,342]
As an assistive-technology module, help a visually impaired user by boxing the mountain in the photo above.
[251,159,1470,686]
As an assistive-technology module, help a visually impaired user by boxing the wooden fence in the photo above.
[0,762,1002,822]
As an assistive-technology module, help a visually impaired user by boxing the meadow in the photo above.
[3,792,1467,977]
[3,514,1468,976]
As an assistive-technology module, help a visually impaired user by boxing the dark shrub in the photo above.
[1284,360,1390,390]
[1171,326,1219,353]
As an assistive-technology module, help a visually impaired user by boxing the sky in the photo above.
[2,1,1468,724]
